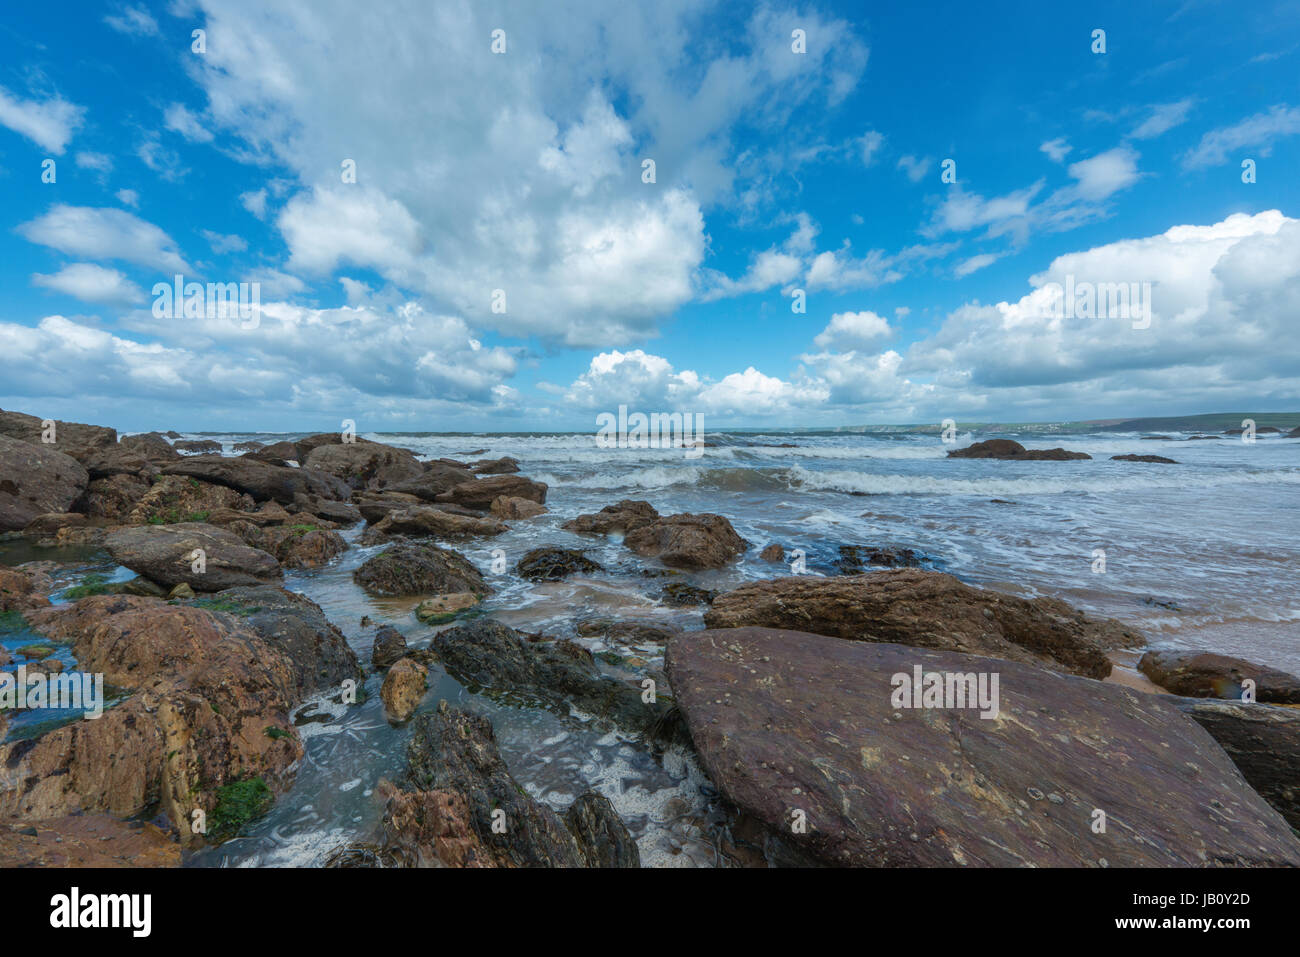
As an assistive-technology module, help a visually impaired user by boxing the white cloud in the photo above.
[1065,146,1141,201]
[240,189,268,219]
[1182,104,1300,169]
[164,103,215,143]
[858,130,885,166]
[75,152,113,174]
[813,310,892,349]
[1131,99,1194,139]
[200,229,248,254]
[0,87,85,154]
[18,205,192,274]
[32,263,145,305]
[897,154,931,182]
[104,4,160,36]
[1039,138,1071,162]
[954,252,1000,277]
[116,188,140,208]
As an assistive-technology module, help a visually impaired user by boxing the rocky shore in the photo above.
[1,407,1297,867]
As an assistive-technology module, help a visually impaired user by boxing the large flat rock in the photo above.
[105,522,282,591]
[703,569,1139,679]
[666,627,1300,867]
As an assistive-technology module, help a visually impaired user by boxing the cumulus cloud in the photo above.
[32,263,145,305]
[0,86,85,153]
[183,0,866,346]
[18,205,193,274]
[813,310,892,349]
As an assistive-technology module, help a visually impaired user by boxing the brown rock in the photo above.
[489,495,547,519]
[0,434,89,531]
[0,814,180,867]
[353,542,489,598]
[1139,650,1300,703]
[105,522,282,591]
[665,626,1300,867]
[562,500,659,536]
[759,543,785,562]
[174,439,222,454]
[371,626,408,669]
[704,568,1141,679]
[415,593,482,623]
[436,475,548,510]
[1112,454,1178,464]
[128,474,254,525]
[624,513,748,569]
[381,658,429,722]
[0,408,116,463]
[242,440,300,465]
[303,441,424,491]
[471,456,520,475]
[947,439,1091,460]
[228,520,347,569]
[162,455,351,504]
[363,505,507,542]
[74,473,151,521]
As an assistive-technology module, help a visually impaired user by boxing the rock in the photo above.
[0,409,116,463]
[382,462,476,501]
[836,544,929,572]
[759,543,784,562]
[354,491,427,524]
[105,522,282,592]
[174,439,222,454]
[436,475,548,510]
[162,455,351,504]
[665,626,1300,867]
[1188,434,1221,440]
[377,706,587,867]
[192,585,362,697]
[574,618,679,645]
[301,436,423,488]
[1171,697,1300,830]
[353,542,489,598]
[1112,454,1178,464]
[0,434,89,531]
[564,792,640,868]
[128,474,255,525]
[658,582,717,606]
[120,432,181,461]
[20,512,87,541]
[415,592,482,624]
[1288,426,1300,438]
[0,814,179,867]
[291,497,361,526]
[0,566,51,612]
[381,658,429,722]
[489,495,547,519]
[243,440,300,465]
[16,644,55,659]
[363,505,507,542]
[431,618,673,737]
[4,596,305,844]
[624,513,748,569]
[233,441,263,453]
[204,501,293,527]
[1138,650,1300,704]
[303,441,424,491]
[228,521,347,569]
[947,439,1091,461]
[471,456,520,475]
[515,547,603,581]
[704,569,1141,679]
[73,473,151,522]
[371,626,408,669]
[78,446,162,479]
[562,500,659,536]
[168,583,196,599]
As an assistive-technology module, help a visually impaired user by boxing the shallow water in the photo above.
[6,426,1299,865]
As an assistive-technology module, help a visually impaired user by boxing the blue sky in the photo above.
[1,0,1298,431]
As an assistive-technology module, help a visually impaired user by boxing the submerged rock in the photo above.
[562,500,660,536]
[1139,650,1300,703]
[371,625,408,669]
[658,582,717,606]
[704,568,1140,679]
[370,705,636,867]
[415,592,482,623]
[947,439,1090,460]
[759,543,785,562]
[835,544,929,572]
[105,522,282,592]
[381,658,429,722]
[516,547,603,581]
[430,618,675,738]
[624,513,748,569]
[353,542,489,598]
[1112,453,1178,464]
[666,626,1300,867]
[174,439,222,454]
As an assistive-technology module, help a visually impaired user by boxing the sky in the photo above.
[1,0,1298,432]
